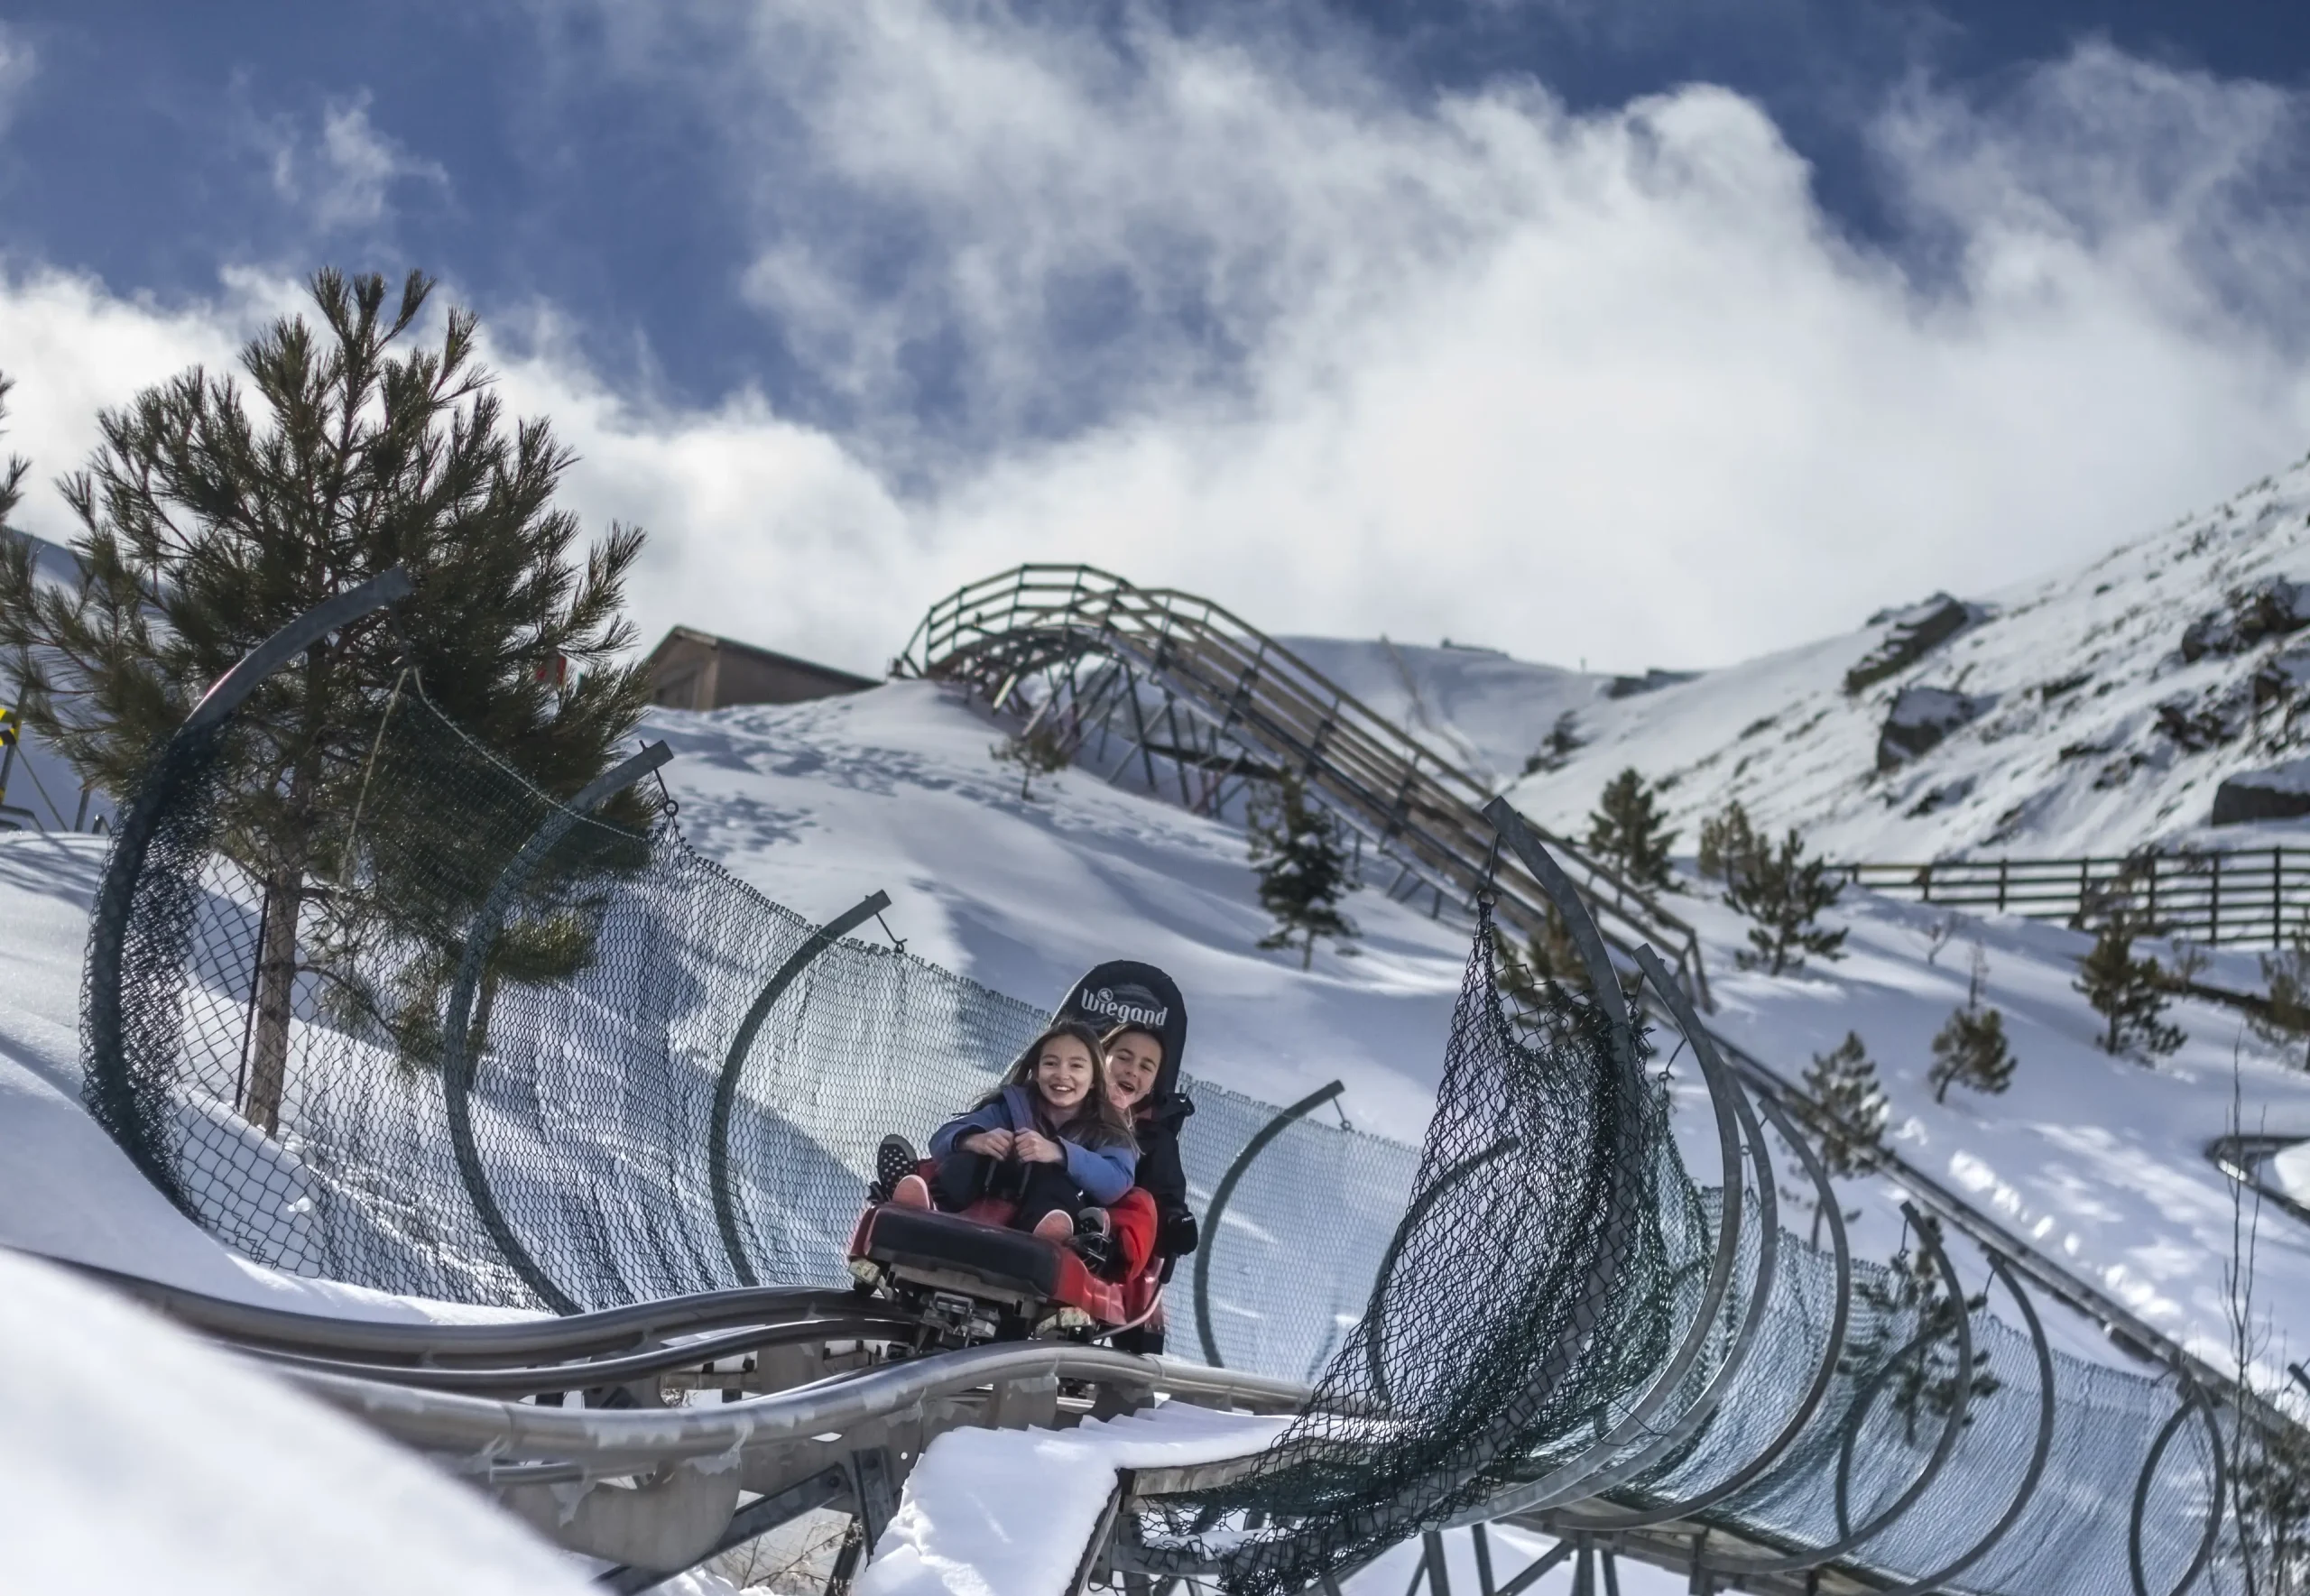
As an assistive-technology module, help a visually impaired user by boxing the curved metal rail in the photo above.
[280,1340,1311,1469]
[2131,1379,2229,1596]
[42,1255,870,1366]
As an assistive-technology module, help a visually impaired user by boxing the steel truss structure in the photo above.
[901,566,1713,1009]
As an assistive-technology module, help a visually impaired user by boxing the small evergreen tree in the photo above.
[1798,1030,1887,1246]
[1492,906,1592,1008]
[2252,923,2310,1071]
[0,273,651,1136]
[1928,945,2017,1102]
[1842,1215,1998,1444]
[1247,774,1357,970]
[1725,826,1847,975]
[2074,911,2185,1060]
[1585,767,1677,890]
[1696,798,1763,887]
[990,715,1072,800]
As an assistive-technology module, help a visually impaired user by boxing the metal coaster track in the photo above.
[901,565,1714,1010]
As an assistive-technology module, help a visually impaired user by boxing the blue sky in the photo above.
[1,2,2308,673]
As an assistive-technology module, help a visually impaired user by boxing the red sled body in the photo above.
[847,1177,1163,1343]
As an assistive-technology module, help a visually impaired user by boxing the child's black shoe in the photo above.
[1073,1207,1115,1274]
[873,1135,919,1203]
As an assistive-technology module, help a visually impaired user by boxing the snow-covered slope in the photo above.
[0,1248,590,1595]
[646,678,1473,1131]
[1301,452,2310,863]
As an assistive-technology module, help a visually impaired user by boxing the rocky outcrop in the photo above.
[1877,686,1985,772]
[2179,577,2310,663]
[2212,757,2310,826]
[1846,594,1984,694]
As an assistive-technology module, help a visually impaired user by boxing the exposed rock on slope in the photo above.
[2213,757,2310,826]
[1844,594,1984,694]
[1877,687,1987,772]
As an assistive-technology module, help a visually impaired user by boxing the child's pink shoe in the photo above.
[891,1174,932,1211]
[1031,1209,1075,1241]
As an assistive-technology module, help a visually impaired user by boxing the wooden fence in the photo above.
[1837,847,2310,946]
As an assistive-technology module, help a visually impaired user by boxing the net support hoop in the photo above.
[1195,1080,1345,1368]
[85,568,412,1208]
[439,739,673,1315]
[707,889,895,1287]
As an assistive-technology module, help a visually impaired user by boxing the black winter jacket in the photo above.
[1133,1092,1197,1257]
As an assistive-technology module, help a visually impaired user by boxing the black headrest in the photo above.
[1056,960,1188,1099]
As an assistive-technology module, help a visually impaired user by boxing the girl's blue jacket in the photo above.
[929,1084,1138,1204]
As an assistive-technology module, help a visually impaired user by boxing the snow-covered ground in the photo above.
[0,1247,593,1595]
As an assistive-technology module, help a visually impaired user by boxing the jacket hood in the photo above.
[1056,959,1189,1100]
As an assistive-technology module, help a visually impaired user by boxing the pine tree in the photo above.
[1585,767,1677,890]
[1928,945,2017,1103]
[0,272,651,1136]
[2074,911,2185,1060]
[1247,774,1357,970]
[1841,1215,1998,1444]
[1725,826,1847,975]
[1492,905,1592,1011]
[2252,924,2310,1071]
[990,715,1072,800]
[1696,798,1763,887]
[1802,1032,1889,1171]
[1797,1030,1887,1246]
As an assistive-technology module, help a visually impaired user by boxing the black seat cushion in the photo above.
[868,1208,1061,1299]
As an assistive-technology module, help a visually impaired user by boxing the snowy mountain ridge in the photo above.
[1286,448,2310,864]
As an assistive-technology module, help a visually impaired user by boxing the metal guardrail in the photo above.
[1839,847,2310,948]
[901,565,1714,1010]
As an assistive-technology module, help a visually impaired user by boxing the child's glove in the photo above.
[1159,1209,1199,1257]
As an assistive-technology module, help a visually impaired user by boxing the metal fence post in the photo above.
[2211,852,2223,945]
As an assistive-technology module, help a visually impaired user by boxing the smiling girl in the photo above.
[895,1019,1139,1241]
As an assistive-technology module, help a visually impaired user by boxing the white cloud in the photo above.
[0,23,37,134]
[10,18,2310,682]
[265,93,449,235]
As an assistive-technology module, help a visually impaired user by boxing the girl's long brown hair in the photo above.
[987,1019,1138,1151]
